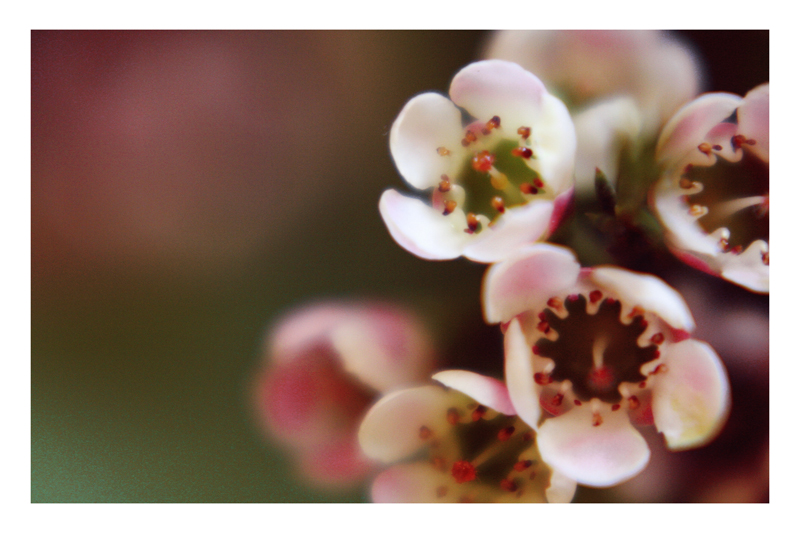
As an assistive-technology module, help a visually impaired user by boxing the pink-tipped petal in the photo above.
[503,319,541,429]
[462,200,554,263]
[432,370,516,416]
[449,60,546,128]
[371,463,444,503]
[358,386,452,463]
[652,340,731,451]
[529,93,577,195]
[267,302,352,362]
[738,83,769,163]
[389,92,465,190]
[545,468,578,503]
[537,408,650,487]
[297,435,375,488]
[656,92,742,165]
[589,267,695,331]
[483,244,581,324]
[379,189,469,260]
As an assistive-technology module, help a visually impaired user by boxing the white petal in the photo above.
[589,266,695,332]
[738,83,769,163]
[537,408,650,487]
[482,244,580,324]
[449,60,547,128]
[529,92,577,195]
[503,319,540,430]
[358,386,453,463]
[432,370,516,415]
[656,92,742,165]
[652,340,731,451]
[545,468,578,503]
[720,240,769,294]
[379,189,469,260]
[462,200,554,263]
[370,463,444,503]
[389,92,466,190]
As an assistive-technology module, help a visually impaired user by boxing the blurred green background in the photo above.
[32,30,768,503]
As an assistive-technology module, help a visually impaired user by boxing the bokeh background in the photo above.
[31,30,769,503]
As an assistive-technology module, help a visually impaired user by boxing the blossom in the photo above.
[358,370,577,502]
[483,244,730,487]
[252,300,436,488]
[652,84,769,293]
[483,31,702,137]
[380,60,576,263]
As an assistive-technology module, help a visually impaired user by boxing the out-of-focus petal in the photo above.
[358,386,452,463]
[652,340,731,451]
[463,200,554,263]
[268,302,351,362]
[503,319,540,429]
[379,189,469,260]
[737,83,769,163]
[545,468,579,503]
[371,463,446,503]
[389,92,465,190]
[536,408,650,487]
[483,244,581,324]
[297,435,374,488]
[432,370,516,416]
[590,266,695,332]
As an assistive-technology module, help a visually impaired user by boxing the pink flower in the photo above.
[483,244,731,487]
[358,370,577,502]
[380,60,575,263]
[252,301,436,488]
[653,84,769,293]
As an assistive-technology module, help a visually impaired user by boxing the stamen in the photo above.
[679,178,695,189]
[461,130,478,147]
[437,147,451,156]
[513,460,533,472]
[517,126,531,140]
[762,251,769,265]
[628,395,640,410]
[451,460,477,484]
[471,405,488,421]
[611,404,621,411]
[574,399,582,406]
[487,116,501,130]
[491,196,506,213]
[650,332,664,345]
[438,175,451,192]
[551,393,564,406]
[649,364,668,375]
[698,143,713,155]
[534,372,552,385]
[688,204,709,217]
[732,134,756,150]
[471,150,496,172]
[592,412,603,427]
[532,177,544,189]
[497,426,515,442]
[589,290,603,304]
[511,146,533,159]
[442,200,457,215]
[500,479,518,492]
[465,213,481,234]
[519,183,538,195]
[446,407,460,425]
[547,297,563,310]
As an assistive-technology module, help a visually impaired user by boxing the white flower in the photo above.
[653,84,769,293]
[483,244,731,487]
[358,369,577,502]
[380,60,576,263]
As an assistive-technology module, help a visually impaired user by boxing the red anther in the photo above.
[533,178,544,189]
[436,486,448,498]
[532,345,541,355]
[446,407,460,425]
[650,332,665,345]
[464,130,477,144]
[488,116,501,129]
[679,178,694,189]
[519,183,537,195]
[466,213,481,233]
[419,426,432,439]
[712,144,722,151]
[500,479,518,492]
[574,399,582,406]
[513,460,533,472]
[628,395,641,410]
[719,237,730,251]
[538,311,548,321]
[698,142,713,155]
[732,134,756,149]
[471,150,496,172]
[451,460,477,484]
[461,138,470,147]
[432,456,447,472]
[592,412,603,427]
[438,177,452,193]
[442,200,457,215]
[605,297,616,304]
[497,426,516,442]
[472,405,488,421]
[639,319,649,329]
[589,366,615,391]
[547,297,563,310]
[552,393,564,407]
[491,196,506,213]
[534,372,552,385]
[762,251,770,265]
[517,126,531,139]
[522,431,534,441]
[437,147,451,156]
[511,146,533,159]
[731,245,743,255]
[611,404,621,411]
[589,290,603,304]
[567,294,580,302]
[628,306,645,318]
[639,381,647,388]
[650,364,668,375]
[536,320,550,333]
[653,349,660,358]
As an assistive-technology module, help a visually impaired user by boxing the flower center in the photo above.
[680,140,769,260]
[533,293,660,404]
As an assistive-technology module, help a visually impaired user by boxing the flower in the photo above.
[652,84,769,293]
[358,369,577,502]
[483,244,731,487]
[380,60,576,263]
[483,31,702,137]
[252,300,436,488]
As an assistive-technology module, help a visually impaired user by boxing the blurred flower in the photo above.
[653,84,769,293]
[252,300,437,488]
[358,370,577,502]
[484,30,702,137]
[483,244,730,487]
[380,60,575,263]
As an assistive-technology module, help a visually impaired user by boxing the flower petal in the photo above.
[371,463,445,503]
[432,370,516,415]
[379,189,469,260]
[449,59,546,128]
[545,468,578,503]
[503,318,540,430]
[737,83,769,163]
[296,435,375,488]
[462,200,554,263]
[482,244,581,324]
[652,339,731,451]
[389,92,465,190]
[358,385,452,463]
[537,408,650,487]
[267,302,353,362]
[589,266,695,332]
